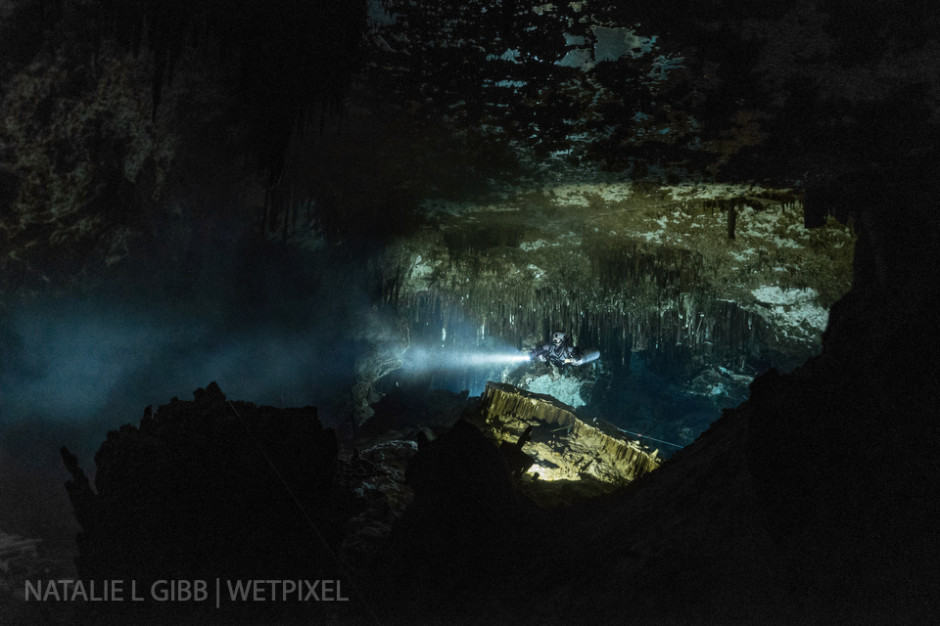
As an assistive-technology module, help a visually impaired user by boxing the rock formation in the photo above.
[472,382,660,504]
[59,382,363,621]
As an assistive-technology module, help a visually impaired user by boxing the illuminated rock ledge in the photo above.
[472,382,661,505]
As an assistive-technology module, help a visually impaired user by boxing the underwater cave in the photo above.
[364,180,854,456]
[1,1,938,625]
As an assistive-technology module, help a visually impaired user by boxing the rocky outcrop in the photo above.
[740,166,940,621]
[339,439,418,570]
[474,382,660,504]
[375,418,534,623]
[59,382,360,620]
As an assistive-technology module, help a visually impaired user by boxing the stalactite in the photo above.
[373,225,798,388]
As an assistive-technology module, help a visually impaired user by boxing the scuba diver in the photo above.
[531,331,598,367]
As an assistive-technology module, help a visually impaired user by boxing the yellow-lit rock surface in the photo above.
[472,382,660,505]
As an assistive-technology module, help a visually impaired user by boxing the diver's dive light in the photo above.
[403,347,530,371]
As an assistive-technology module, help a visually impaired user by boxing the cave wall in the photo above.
[745,162,940,611]
[373,186,853,391]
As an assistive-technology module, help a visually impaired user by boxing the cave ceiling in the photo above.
[2,0,935,277]
[0,0,935,422]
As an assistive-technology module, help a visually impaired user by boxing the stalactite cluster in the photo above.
[377,234,772,381]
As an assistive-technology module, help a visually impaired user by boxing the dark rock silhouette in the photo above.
[60,382,358,620]
[377,418,536,622]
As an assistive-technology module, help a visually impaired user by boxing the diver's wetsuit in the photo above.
[532,338,584,366]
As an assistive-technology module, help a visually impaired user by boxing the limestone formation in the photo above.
[60,383,352,592]
[370,183,854,402]
[472,382,660,504]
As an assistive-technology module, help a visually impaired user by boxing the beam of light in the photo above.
[402,346,530,372]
